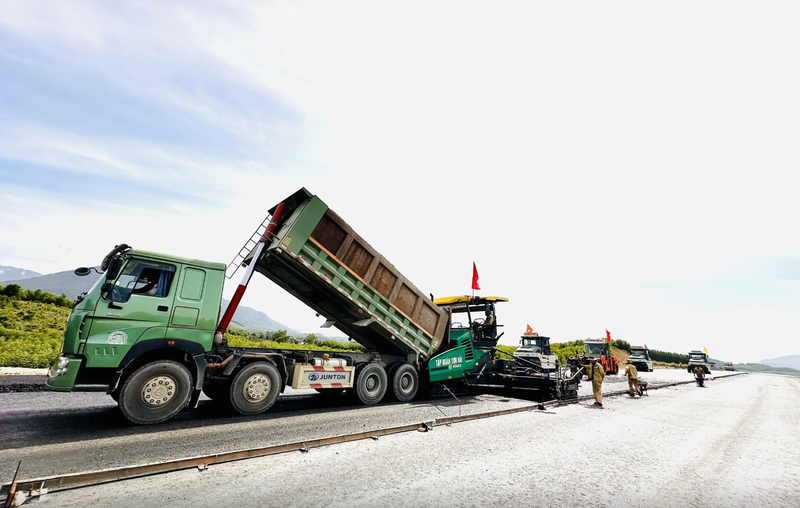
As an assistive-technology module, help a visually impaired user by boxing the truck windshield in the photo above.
[585,343,607,356]
[107,259,176,303]
[689,353,706,360]
[521,338,542,348]
[630,350,647,357]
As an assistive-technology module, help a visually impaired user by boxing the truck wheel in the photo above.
[355,363,388,405]
[390,363,419,402]
[118,360,192,425]
[230,362,281,415]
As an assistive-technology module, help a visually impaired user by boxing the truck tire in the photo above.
[355,363,388,405]
[390,363,419,402]
[230,362,281,415]
[118,360,193,425]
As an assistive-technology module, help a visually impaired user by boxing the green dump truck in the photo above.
[48,188,578,424]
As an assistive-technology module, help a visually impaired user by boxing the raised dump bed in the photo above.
[249,188,448,362]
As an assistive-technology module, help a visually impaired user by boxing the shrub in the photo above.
[551,340,584,364]
[0,298,69,368]
[612,339,630,352]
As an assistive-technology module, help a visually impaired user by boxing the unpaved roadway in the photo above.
[4,371,798,507]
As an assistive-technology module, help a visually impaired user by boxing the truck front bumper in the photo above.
[46,355,82,391]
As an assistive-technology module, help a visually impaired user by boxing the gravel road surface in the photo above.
[5,370,794,507]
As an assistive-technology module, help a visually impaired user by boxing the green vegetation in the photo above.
[0,295,70,368]
[221,329,367,353]
[493,344,516,359]
[1,284,73,308]
[611,339,630,352]
[650,349,689,364]
[551,340,584,364]
[654,361,686,368]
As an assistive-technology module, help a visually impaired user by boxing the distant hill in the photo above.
[4,269,90,298]
[758,355,800,370]
[221,299,302,337]
[0,265,42,282]
[731,363,799,376]
[3,269,345,339]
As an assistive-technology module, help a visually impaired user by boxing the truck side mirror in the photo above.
[74,267,93,276]
[106,258,123,280]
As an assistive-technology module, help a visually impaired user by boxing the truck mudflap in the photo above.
[291,365,355,389]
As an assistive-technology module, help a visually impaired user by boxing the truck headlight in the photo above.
[55,356,70,377]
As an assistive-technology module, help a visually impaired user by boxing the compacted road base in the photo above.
[16,373,799,508]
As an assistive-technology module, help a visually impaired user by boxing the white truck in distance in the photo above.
[515,333,558,372]
[628,346,653,372]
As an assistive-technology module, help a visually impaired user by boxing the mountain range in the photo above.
[0,265,42,282]
[1,267,346,341]
[758,355,800,370]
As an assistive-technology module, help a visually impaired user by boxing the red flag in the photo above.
[606,330,611,342]
[471,262,480,290]
[525,324,533,334]
[645,344,648,349]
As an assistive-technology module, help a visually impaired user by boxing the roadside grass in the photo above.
[0,298,69,368]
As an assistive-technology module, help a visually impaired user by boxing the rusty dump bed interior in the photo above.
[250,188,448,361]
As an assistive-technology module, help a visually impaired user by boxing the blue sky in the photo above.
[1,1,798,362]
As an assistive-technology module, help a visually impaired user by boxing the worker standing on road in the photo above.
[588,358,605,406]
[693,366,705,387]
[624,359,638,396]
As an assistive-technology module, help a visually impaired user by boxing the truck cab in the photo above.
[47,244,226,423]
[579,338,619,375]
[687,350,713,374]
[628,346,653,372]
[516,333,558,371]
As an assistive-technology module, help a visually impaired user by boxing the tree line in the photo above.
[226,328,366,352]
[648,349,689,364]
[0,284,73,308]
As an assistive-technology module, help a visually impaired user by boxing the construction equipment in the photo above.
[687,350,713,374]
[571,338,619,375]
[430,296,579,400]
[628,346,653,372]
[515,331,558,372]
[47,188,579,425]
